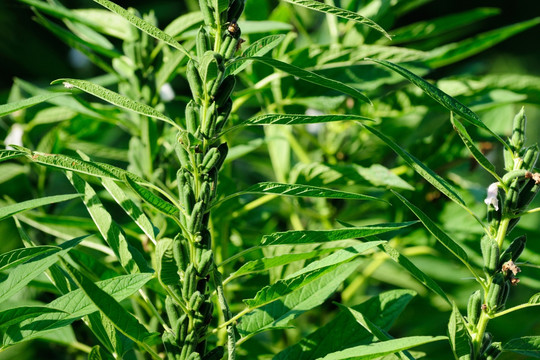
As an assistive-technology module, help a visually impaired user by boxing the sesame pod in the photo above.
[522,144,539,170]
[487,204,500,230]
[173,237,190,272]
[481,236,499,275]
[500,235,527,266]
[186,353,201,360]
[201,102,217,138]
[201,148,220,172]
[467,290,482,326]
[199,181,212,204]
[185,101,199,134]
[202,346,224,360]
[227,0,245,22]
[505,178,520,211]
[182,264,196,300]
[511,107,526,152]
[175,142,190,168]
[162,331,179,358]
[176,314,189,342]
[497,281,510,309]
[486,274,504,312]
[502,169,528,186]
[165,296,179,328]
[189,291,205,312]
[225,34,241,59]
[178,170,195,214]
[503,147,514,172]
[196,249,213,277]
[215,99,232,133]
[188,201,204,233]
[482,342,502,360]
[212,75,236,105]
[219,35,232,56]
[170,285,184,301]
[198,0,215,26]
[196,27,211,59]
[187,60,204,103]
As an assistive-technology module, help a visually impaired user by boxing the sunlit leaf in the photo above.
[0,194,81,221]
[0,93,68,117]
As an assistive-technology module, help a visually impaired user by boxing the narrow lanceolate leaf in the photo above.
[363,124,466,206]
[102,178,157,244]
[282,0,391,39]
[241,114,373,126]
[0,194,81,221]
[260,221,417,246]
[0,93,68,117]
[60,260,158,358]
[124,175,180,217]
[274,289,416,360]
[239,182,383,202]
[230,34,286,75]
[392,191,470,266]
[90,0,190,57]
[237,259,360,338]
[502,336,540,358]
[448,302,472,360]
[0,307,66,329]
[451,116,502,183]
[318,336,447,360]
[0,236,86,303]
[66,172,149,274]
[378,242,451,305]
[0,149,27,163]
[0,246,59,272]
[237,57,371,103]
[51,79,179,129]
[367,58,508,149]
[3,273,153,346]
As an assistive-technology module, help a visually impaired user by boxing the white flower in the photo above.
[484,182,500,211]
[159,83,175,102]
[305,108,324,135]
[5,123,24,150]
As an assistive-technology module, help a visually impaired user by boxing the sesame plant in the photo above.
[1,0,540,360]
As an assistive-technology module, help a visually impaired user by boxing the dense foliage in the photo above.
[1,1,540,359]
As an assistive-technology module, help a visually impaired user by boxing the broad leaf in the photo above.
[241,114,373,126]
[274,290,416,360]
[502,336,540,358]
[0,194,81,221]
[363,124,465,206]
[260,221,416,246]
[0,246,59,272]
[0,93,68,117]
[235,57,371,103]
[448,302,472,360]
[318,336,447,360]
[51,78,179,129]
[0,236,86,303]
[283,0,391,39]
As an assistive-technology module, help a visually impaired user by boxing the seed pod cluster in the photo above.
[167,1,244,358]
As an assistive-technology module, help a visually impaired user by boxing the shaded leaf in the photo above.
[448,302,472,360]
[0,93,68,117]
[502,336,540,358]
[0,194,81,221]
[0,246,59,272]
[0,307,66,329]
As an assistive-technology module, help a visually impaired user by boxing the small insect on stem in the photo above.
[227,20,240,37]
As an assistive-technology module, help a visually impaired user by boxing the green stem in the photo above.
[213,268,236,359]
[471,310,491,357]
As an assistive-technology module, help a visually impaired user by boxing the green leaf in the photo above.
[502,336,540,358]
[451,115,501,182]
[448,302,472,360]
[237,259,360,339]
[66,172,149,274]
[0,194,81,221]
[155,238,180,286]
[366,58,508,149]
[0,307,66,329]
[72,9,134,40]
[260,221,417,246]
[124,175,180,217]
[164,11,204,38]
[317,336,447,360]
[51,78,179,130]
[102,178,157,244]
[392,191,471,268]
[0,93,68,117]
[3,273,153,346]
[240,113,373,126]
[363,124,465,206]
[283,0,391,39]
[0,246,59,272]
[0,149,27,163]
[378,242,451,305]
[90,0,190,57]
[235,57,371,103]
[230,34,285,75]
[60,260,159,359]
[0,236,86,303]
[426,17,540,68]
[88,345,103,360]
[274,290,417,360]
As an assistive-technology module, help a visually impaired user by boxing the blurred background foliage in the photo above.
[1,0,540,359]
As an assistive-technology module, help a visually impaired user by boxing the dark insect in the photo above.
[227,21,240,36]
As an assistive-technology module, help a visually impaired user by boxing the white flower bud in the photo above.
[484,182,500,211]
